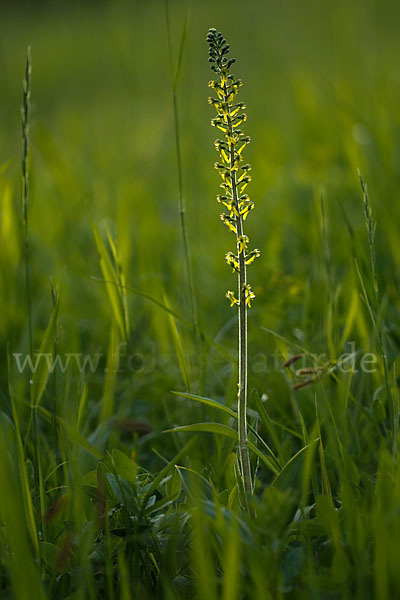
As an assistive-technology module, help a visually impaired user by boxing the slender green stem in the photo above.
[224,88,252,497]
[21,47,42,533]
[21,47,33,357]
[165,2,202,392]
[172,91,199,347]
[359,172,396,457]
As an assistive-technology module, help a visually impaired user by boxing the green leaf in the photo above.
[147,490,181,514]
[172,391,281,471]
[165,467,182,498]
[141,436,197,510]
[165,421,237,438]
[31,299,59,406]
[175,465,214,502]
[165,422,280,475]
[36,405,103,459]
[92,223,127,339]
[172,391,236,419]
[111,449,137,485]
[270,438,319,492]
[40,541,67,571]
[7,349,39,557]
[164,293,191,390]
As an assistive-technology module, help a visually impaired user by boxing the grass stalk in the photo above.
[21,46,43,532]
[358,172,396,456]
[21,46,33,356]
[165,1,203,390]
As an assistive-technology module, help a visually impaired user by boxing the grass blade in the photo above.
[164,422,280,475]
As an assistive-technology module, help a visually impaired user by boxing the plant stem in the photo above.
[237,216,253,496]
[207,28,256,501]
[21,47,42,533]
[165,2,204,393]
[225,95,252,497]
[172,90,199,352]
[22,47,33,357]
[359,173,396,457]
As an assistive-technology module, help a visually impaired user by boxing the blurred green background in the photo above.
[2,1,400,597]
[1,0,400,357]
[2,0,400,477]
[2,0,400,500]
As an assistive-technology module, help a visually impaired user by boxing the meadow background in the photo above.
[1,0,400,598]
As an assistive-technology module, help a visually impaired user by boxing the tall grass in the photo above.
[21,46,32,356]
[165,0,203,394]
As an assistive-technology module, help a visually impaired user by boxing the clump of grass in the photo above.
[207,28,260,499]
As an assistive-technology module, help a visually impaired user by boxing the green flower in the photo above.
[226,290,240,306]
[243,284,255,308]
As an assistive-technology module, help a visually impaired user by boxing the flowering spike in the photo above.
[207,28,260,500]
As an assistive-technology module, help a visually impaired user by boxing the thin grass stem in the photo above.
[21,46,33,356]
[165,1,203,393]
